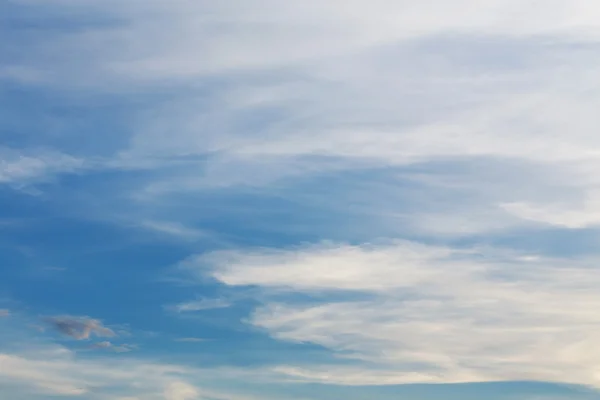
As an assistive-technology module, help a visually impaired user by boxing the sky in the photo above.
[2,0,600,399]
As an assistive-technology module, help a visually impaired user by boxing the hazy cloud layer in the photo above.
[0,349,198,399]
[0,342,299,400]
[6,0,600,237]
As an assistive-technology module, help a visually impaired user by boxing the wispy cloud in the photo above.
[501,191,600,229]
[0,309,9,317]
[0,343,291,400]
[45,316,116,340]
[90,341,136,353]
[138,220,208,240]
[10,0,600,84]
[0,349,195,398]
[171,298,232,313]
[191,241,600,388]
[0,147,85,186]
[6,0,600,239]
[164,381,199,400]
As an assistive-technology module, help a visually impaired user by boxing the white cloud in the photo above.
[203,242,462,292]
[0,344,271,400]
[95,1,600,234]
[7,0,600,237]
[0,147,85,185]
[501,188,600,228]
[0,353,88,395]
[195,241,600,388]
[129,69,600,232]
[172,298,232,312]
[139,220,208,240]
[164,381,200,400]
[0,344,302,400]
[12,0,600,83]
[0,349,197,398]
[270,365,465,385]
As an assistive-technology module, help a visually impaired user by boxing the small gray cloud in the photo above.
[0,309,9,317]
[45,316,115,340]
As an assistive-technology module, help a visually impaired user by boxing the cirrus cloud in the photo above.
[192,241,600,389]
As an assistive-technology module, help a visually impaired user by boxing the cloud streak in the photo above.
[6,0,600,239]
[90,341,135,353]
[195,241,600,388]
[172,298,232,313]
[0,147,85,185]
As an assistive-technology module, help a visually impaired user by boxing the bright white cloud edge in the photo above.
[188,240,600,389]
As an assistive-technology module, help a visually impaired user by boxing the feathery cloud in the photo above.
[195,241,600,388]
[0,148,85,185]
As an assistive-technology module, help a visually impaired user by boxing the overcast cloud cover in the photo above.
[3,0,600,399]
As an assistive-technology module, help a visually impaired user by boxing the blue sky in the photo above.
[3,1,600,399]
